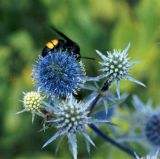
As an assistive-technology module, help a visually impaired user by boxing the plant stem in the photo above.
[89,93,101,115]
[89,124,137,159]
[89,80,111,115]
[88,80,137,158]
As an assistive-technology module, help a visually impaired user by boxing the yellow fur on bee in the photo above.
[46,42,54,49]
[51,39,59,46]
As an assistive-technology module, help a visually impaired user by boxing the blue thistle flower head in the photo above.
[32,51,86,97]
[118,96,160,150]
[96,43,145,98]
[132,96,160,148]
[42,95,112,159]
[145,114,160,146]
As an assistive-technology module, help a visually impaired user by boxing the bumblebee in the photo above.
[42,26,81,60]
[42,26,94,61]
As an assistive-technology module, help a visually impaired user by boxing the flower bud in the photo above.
[23,91,42,112]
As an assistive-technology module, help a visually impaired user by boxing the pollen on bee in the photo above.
[51,39,59,46]
[46,42,54,49]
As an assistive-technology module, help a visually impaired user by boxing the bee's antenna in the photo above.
[50,25,73,42]
[81,56,95,60]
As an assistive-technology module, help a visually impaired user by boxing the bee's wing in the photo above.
[50,25,73,42]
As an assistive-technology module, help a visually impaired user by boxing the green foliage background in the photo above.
[0,0,160,158]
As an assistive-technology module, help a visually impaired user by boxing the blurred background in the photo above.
[0,0,160,158]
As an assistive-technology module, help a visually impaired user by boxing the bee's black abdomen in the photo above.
[42,47,51,57]
[63,41,81,60]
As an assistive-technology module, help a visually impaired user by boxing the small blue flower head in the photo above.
[132,96,160,148]
[118,96,160,150]
[96,43,145,98]
[32,51,86,97]
[145,114,160,146]
[42,95,111,159]
[17,91,44,123]
[54,96,89,134]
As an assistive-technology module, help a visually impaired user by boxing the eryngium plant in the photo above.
[18,42,147,159]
